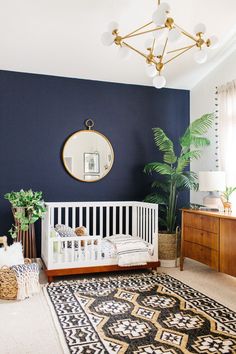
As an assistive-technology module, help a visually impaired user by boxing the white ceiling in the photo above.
[0,0,236,90]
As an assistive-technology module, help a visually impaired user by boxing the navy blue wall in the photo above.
[0,70,189,253]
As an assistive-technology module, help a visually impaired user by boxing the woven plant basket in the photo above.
[158,227,181,267]
[0,258,31,300]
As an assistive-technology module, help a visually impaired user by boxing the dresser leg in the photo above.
[180,256,184,271]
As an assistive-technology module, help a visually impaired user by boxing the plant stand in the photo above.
[13,208,37,258]
[15,223,37,259]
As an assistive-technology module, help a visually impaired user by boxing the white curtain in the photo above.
[218,79,236,206]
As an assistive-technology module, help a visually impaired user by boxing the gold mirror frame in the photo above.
[62,123,114,183]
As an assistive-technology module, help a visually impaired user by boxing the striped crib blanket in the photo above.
[106,235,153,267]
[11,263,40,300]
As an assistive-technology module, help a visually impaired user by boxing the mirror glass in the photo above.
[62,130,114,182]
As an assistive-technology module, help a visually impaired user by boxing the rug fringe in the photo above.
[43,286,70,354]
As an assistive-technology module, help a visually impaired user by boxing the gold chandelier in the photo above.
[101,0,218,89]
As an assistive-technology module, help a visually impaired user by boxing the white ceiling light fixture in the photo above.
[101,0,219,89]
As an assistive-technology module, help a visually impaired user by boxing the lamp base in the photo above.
[202,191,221,210]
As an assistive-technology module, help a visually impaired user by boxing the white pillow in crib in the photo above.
[55,224,77,237]
[0,242,24,267]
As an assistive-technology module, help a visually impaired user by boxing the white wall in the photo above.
[190,49,236,204]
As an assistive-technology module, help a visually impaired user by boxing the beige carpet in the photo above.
[0,259,236,354]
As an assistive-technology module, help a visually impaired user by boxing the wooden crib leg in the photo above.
[48,276,54,283]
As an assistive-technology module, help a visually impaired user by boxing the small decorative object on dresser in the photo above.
[180,209,236,277]
[221,186,236,213]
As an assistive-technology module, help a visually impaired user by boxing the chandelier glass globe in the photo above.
[153,75,166,89]
[194,48,208,64]
[117,46,130,60]
[158,2,171,13]
[152,9,167,26]
[146,65,157,78]
[107,21,119,32]
[194,23,206,35]
[101,32,114,46]
[168,28,181,42]
[208,35,219,49]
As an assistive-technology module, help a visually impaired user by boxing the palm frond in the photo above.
[144,193,168,205]
[152,128,177,164]
[151,180,170,193]
[176,150,202,173]
[144,162,174,176]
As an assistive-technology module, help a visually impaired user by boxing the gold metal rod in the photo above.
[158,0,161,5]
[123,21,153,39]
[161,37,168,59]
[174,23,197,42]
[167,44,196,54]
[123,41,149,60]
[151,38,156,54]
[164,44,196,65]
[124,26,165,39]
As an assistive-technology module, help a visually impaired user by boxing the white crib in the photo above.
[41,201,159,282]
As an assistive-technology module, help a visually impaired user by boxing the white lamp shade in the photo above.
[199,171,226,191]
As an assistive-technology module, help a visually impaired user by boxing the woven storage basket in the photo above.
[0,258,31,300]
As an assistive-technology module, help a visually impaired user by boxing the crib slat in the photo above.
[79,207,83,227]
[149,208,151,243]
[93,207,96,236]
[125,206,129,235]
[86,207,89,231]
[119,206,122,234]
[72,207,76,229]
[65,207,69,226]
[155,208,158,234]
[50,207,54,227]
[137,207,140,237]
[58,207,61,225]
[152,208,155,243]
[106,206,110,237]
[146,208,148,242]
[143,208,146,240]
[140,207,143,238]
[113,207,116,235]
[99,207,103,237]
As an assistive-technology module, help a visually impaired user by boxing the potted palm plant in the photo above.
[4,189,46,258]
[144,113,214,266]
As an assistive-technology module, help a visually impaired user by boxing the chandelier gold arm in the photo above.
[151,38,156,54]
[123,25,165,40]
[161,37,169,60]
[122,41,151,61]
[122,21,153,39]
[167,44,196,54]
[174,23,198,42]
[164,44,196,65]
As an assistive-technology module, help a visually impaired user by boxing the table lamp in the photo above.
[198,171,226,209]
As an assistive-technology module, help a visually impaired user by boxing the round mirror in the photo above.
[62,129,114,182]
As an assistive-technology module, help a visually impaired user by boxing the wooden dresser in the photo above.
[180,209,236,277]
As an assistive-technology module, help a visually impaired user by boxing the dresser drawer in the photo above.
[183,241,219,270]
[184,212,219,233]
[184,226,219,250]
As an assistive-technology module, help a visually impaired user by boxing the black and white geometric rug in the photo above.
[44,272,236,353]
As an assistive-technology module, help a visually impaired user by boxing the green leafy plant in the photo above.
[221,186,236,202]
[144,113,214,233]
[4,189,46,238]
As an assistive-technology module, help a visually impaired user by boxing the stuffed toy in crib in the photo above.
[74,226,89,246]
